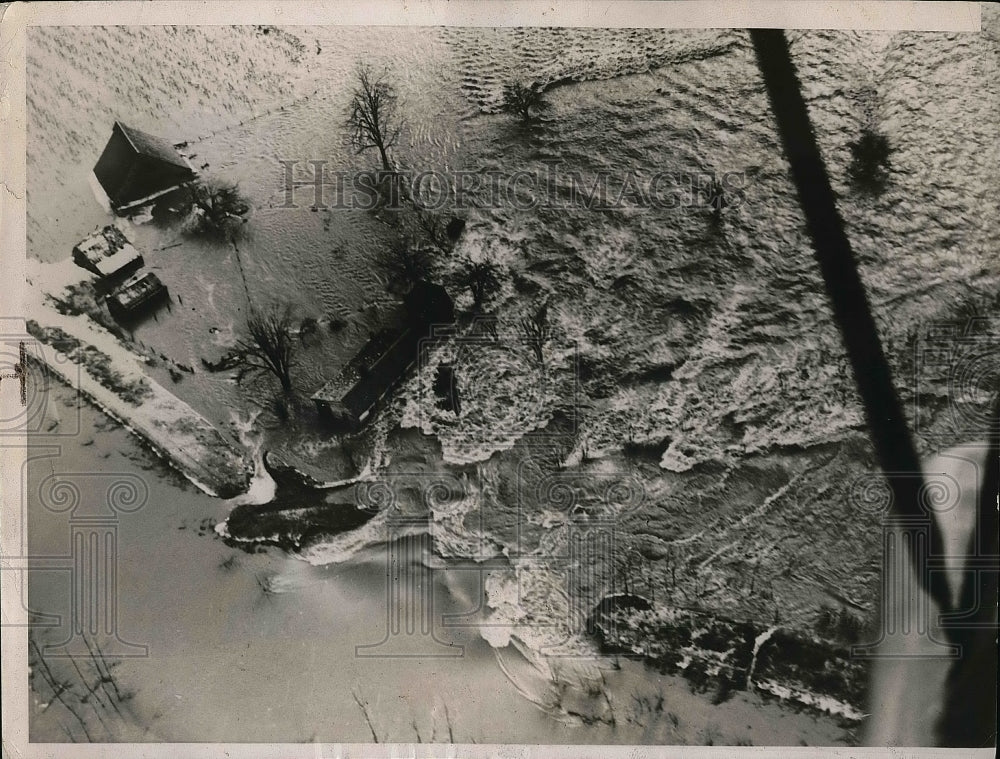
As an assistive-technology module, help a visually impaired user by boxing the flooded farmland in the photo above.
[22,17,1000,745]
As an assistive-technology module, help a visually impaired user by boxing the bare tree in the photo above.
[235,305,296,392]
[409,204,450,251]
[376,235,432,293]
[352,688,381,743]
[501,81,551,123]
[462,259,503,309]
[28,632,132,742]
[347,63,403,173]
[520,301,550,364]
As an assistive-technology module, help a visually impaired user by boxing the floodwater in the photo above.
[25,387,553,743]
[26,384,848,744]
[24,19,1000,743]
[28,23,999,450]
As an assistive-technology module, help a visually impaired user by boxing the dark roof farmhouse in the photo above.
[93,122,196,211]
[312,282,455,428]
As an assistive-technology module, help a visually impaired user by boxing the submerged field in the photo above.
[24,19,1000,743]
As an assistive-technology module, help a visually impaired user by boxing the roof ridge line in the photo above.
[114,120,140,153]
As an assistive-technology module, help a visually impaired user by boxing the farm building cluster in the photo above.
[77,120,463,432]
[94,121,197,213]
[74,122,198,320]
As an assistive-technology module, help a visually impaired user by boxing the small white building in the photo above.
[72,225,145,279]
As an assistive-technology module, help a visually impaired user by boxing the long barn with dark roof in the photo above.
[93,121,196,212]
[312,281,455,429]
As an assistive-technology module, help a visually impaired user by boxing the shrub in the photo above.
[847,129,892,193]
[501,81,551,123]
[183,179,250,240]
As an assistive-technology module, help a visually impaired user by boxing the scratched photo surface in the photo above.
[19,17,998,746]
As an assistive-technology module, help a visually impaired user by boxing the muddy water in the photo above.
[27,22,1000,459]
[27,386,848,744]
[26,387,561,742]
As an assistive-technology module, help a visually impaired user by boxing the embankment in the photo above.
[26,297,253,498]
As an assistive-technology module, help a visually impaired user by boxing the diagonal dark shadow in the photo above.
[750,28,996,747]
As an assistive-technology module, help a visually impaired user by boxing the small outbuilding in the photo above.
[93,121,196,212]
[72,225,145,279]
[106,271,169,320]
